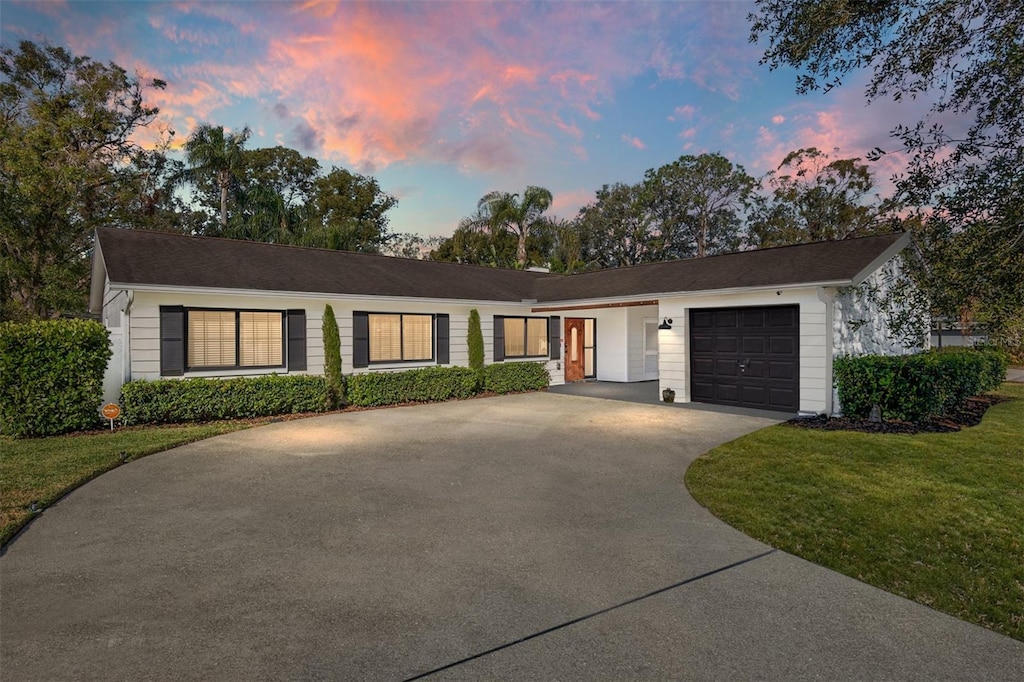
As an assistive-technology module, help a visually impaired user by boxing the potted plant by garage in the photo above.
[662,387,676,403]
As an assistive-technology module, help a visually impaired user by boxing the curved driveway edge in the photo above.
[2,393,1022,680]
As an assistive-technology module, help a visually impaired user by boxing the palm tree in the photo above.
[476,186,554,267]
[184,124,251,232]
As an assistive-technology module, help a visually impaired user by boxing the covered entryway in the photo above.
[689,305,799,412]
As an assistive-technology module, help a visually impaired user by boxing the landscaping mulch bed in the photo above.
[788,394,1011,434]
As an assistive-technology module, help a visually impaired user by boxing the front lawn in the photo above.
[1,422,255,546]
[686,383,1024,641]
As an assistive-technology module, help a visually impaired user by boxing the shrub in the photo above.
[834,349,1008,422]
[120,375,330,425]
[0,319,111,437]
[467,308,484,371]
[322,304,345,406]
[483,361,550,394]
[346,366,479,407]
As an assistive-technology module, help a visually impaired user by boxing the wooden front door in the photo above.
[564,318,586,382]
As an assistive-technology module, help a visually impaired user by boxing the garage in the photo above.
[689,305,799,412]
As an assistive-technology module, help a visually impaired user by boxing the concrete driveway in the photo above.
[2,393,1021,680]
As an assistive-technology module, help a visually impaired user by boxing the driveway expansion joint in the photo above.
[402,548,778,681]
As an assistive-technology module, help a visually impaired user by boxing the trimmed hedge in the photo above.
[346,366,479,407]
[322,304,345,406]
[483,361,550,394]
[0,319,111,437]
[121,375,330,425]
[834,349,1008,422]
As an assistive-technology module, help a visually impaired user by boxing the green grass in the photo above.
[686,383,1024,641]
[1,421,256,546]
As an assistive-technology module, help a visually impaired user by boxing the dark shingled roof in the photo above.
[532,232,907,301]
[95,228,907,303]
[96,228,556,302]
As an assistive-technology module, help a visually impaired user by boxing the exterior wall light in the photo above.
[658,318,673,330]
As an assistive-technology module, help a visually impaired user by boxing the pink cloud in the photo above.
[669,104,696,122]
[621,134,646,150]
[679,127,697,140]
[771,114,785,125]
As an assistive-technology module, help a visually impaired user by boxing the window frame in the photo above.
[184,307,286,372]
[501,316,551,359]
[367,312,436,365]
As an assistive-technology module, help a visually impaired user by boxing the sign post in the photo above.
[101,403,121,431]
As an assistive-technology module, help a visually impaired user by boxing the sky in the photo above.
[2,0,919,238]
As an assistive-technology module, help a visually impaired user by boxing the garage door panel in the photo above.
[741,337,765,354]
[769,361,796,380]
[689,305,799,412]
[769,336,796,355]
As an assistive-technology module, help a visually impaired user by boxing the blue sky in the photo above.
[3,1,913,237]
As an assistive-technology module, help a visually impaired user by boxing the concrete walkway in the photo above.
[2,393,1021,680]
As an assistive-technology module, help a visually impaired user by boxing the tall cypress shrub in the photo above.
[467,308,484,371]
[322,304,344,407]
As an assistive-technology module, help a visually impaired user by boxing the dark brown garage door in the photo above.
[689,305,799,412]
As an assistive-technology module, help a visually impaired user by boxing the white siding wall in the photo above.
[657,288,830,414]
[122,291,563,387]
[625,305,658,382]
[831,256,927,413]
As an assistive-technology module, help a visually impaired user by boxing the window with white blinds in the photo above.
[503,317,548,358]
[369,313,433,362]
[240,312,283,366]
[186,309,284,369]
[188,310,236,367]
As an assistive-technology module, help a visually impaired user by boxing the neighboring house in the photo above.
[90,228,922,415]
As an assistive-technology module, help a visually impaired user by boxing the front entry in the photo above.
[564,318,586,382]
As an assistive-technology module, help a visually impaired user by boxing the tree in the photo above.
[300,167,398,252]
[429,223,520,267]
[474,186,554,267]
[184,124,251,234]
[467,308,484,371]
[746,147,894,248]
[1,40,167,320]
[750,0,1024,341]
[644,153,756,258]
[322,303,344,407]
[577,183,658,268]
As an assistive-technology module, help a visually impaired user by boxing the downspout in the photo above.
[122,290,134,384]
[817,286,836,416]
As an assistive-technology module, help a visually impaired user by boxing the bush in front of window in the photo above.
[322,304,345,407]
[120,375,331,425]
[483,361,550,394]
[0,319,112,437]
[346,366,479,407]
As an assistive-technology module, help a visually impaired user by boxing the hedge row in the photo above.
[0,319,111,437]
[483,361,550,394]
[834,348,1008,422]
[347,366,479,407]
[121,375,330,425]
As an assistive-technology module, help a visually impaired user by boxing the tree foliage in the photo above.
[644,153,756,258]
[183,123,251,233]
[750,0,1024,342]
[299,167,398,253]
[473,186,554,267]
[577,183,657,268]
[1,40,167,320]
[467,308,484,371]
[322,303,344,407]
[747,147,894,248]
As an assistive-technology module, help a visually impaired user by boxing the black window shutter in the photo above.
[549,316,561,360]
[436,314,450,365]
[353,312,369,368]
[286,310,306,371]
[160,306,185,376]
[493,316,505,362]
